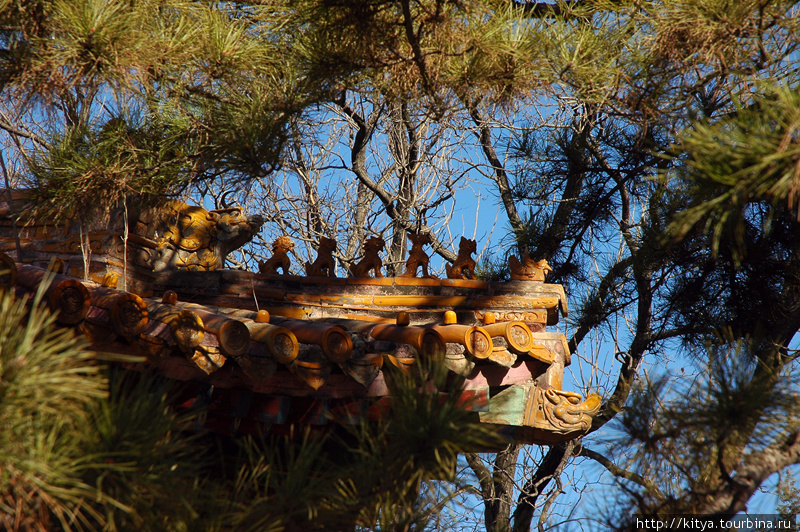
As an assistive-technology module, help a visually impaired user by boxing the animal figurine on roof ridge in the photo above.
[259,236,295,275]
[446,237,477,279]
[509,252,552,282]
[305,236,337,277]
[401,233,432,278]
[350,237,385,278]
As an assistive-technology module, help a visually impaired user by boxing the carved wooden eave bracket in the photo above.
[533,388,602,435]
[478,385,602,445]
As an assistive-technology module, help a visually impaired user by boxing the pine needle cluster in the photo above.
[0,282,202,530]
[0,282,106,530]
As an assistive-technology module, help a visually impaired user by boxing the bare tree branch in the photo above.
[512,441,575,532]
[336,94,458,263]
[465,101,525,246]
[702,429,800,516]
[576,444,665,500]
[0,113,51,150]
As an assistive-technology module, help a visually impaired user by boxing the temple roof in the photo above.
[0,191,600,446]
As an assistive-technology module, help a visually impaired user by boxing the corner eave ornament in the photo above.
[0,193,600,447]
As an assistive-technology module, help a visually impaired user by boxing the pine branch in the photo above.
[512,1,582,18]
[568,256,633,354]
[701,429,800,516]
